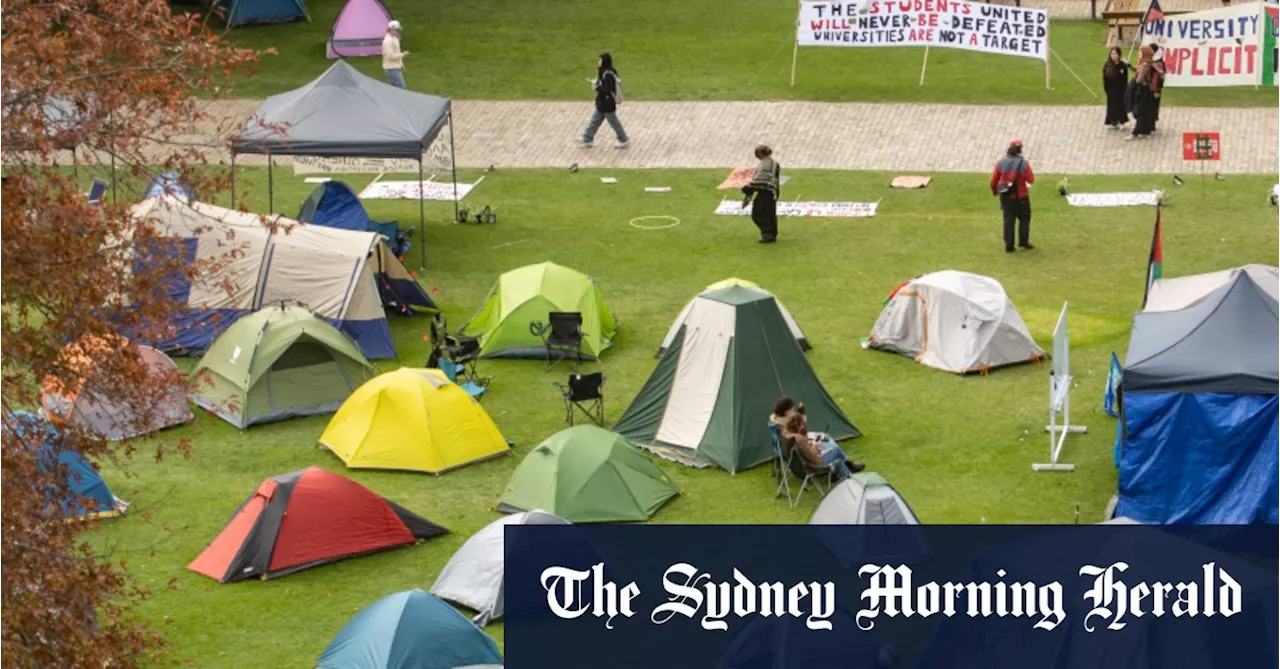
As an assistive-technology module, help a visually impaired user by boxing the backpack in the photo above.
[997,157,1025,198]
[609,72,624,105]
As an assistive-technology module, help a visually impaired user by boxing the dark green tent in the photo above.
[614,285,860,473]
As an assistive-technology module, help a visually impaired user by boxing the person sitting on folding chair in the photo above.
[782,414,857,481]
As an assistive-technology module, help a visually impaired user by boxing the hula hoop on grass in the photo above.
[628,215,681,230]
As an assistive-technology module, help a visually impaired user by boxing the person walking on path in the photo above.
[1102,47,1131,129]
[989,139,1035,253]
[382,21,408,89]
[579,53,629,148]
[742,145,781,244]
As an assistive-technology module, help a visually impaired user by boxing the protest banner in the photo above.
[1142,3,1266,87]
[293,118,454,174]
[1065,191,1163,207]
[714,199,879,218]
[359,178,480,202]
[793,0,1049,87]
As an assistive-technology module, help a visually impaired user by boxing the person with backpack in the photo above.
[989,139,1035,253]
[579,53,629,149]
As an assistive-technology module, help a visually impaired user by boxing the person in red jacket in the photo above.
[990,139,1036,253]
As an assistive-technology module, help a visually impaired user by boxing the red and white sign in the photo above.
[1181,132,1222,161]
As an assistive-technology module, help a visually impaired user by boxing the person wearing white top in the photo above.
[382,20,408,89]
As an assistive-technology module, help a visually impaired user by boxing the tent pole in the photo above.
[230,152,237,205]
[267,152,274,214]
[449,109,459,225]
[418,156,426,271]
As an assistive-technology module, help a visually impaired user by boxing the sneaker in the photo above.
[1125,135,1137,141]
[1019,242,1035,250]
[615,140,629,149]
[758,237,777,244]
[578,139,593,148]
[1006,246,1016,253]
[849,461,866,473]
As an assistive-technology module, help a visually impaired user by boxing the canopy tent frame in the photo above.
[229,115,456,272]
[228,62,459,271]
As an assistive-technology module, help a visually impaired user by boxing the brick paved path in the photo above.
[204,99,1275,174]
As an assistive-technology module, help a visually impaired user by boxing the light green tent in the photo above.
[463,262,617,360]
[614,285,860,474]
[191,306,377,429]
[497,425,678,523]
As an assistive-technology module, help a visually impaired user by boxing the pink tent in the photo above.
[326,0,393,59]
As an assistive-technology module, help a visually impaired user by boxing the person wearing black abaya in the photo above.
[1128,45,1160,140]
[1103,47,1131,128]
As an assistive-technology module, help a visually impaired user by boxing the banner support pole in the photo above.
[1044,32,1052,89]
[790,2,801,87]
[919,45,930,86]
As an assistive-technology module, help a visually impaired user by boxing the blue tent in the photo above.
[318,589,502,669]
[218,0,308,27]
[1116,272,1279,524]
[143,172,197,201]
[298,181,407,256]
[3,411,125,520]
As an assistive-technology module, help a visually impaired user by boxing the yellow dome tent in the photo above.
[320,368,510,474]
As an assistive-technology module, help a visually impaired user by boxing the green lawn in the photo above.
[88,167,1277,666]
[217,0,1277,106]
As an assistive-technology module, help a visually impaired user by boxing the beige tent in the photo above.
[129,196,422,359]
[1143,264,1278,313]
[658,278,809,355]
[867,270,1044,374]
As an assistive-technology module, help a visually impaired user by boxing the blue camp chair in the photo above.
[439,358,486,400]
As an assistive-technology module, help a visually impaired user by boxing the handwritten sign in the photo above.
[714,199,879,218]
[1143,4,1265,87]
[797,0,1049,60]
[1181,132,1221,161]
[293,120,454,174]
[359,179,479,201]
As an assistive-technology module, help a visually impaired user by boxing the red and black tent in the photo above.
[189,467,447,582]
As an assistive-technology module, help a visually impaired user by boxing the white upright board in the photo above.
[1034,302,1087,472]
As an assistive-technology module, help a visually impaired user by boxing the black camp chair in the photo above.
[780,437,836,509]
[554,372,604,426]
[530,312,585,372]
[427,313,490,392]
[86,179,108,205]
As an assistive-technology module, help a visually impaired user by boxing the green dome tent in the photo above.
[615,285,860,473]
[498,425,678,523]
[463,262,617,360]
[191,305,376,429]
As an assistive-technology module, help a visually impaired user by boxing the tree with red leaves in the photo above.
[2,0,260,664]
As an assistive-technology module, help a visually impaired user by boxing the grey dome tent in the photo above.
[809,473,919,525]
[230,60,457,269]
[430,510,569,626]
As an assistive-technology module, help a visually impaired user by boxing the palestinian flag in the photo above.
[1141,0,1165,24]
[1265,2,1278,86]
[1141,206,1163,309]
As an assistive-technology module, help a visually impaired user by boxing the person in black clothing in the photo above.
[579,52,629,149]
[1102,47,1131,129]
[741,145,781,243]
[1150,44,1167,128]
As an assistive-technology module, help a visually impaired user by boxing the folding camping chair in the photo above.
[427,313,491,398]
[86,179,108,205]
[769,424,792,502]
[554,372,604,426]
[530,312,585,372]
[780,438,836,509]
